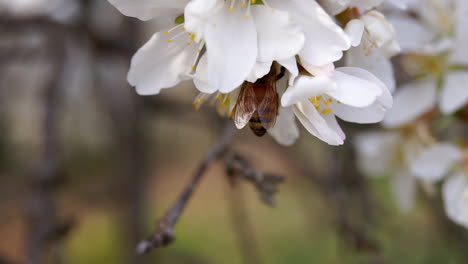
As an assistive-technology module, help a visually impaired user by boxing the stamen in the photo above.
[321,108,333,115]
[244,0,251,18]
[164,23,185,35]
[230,0,237,11]
[167,30,186,43]
[261,0,275,11]
[324,98,333,106]
[193,93,211,111]
[190,41,205,71]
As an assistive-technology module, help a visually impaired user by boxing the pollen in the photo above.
[164,31,169,35]
[324,98,333,106]
[167,39,172,43]
[229,7,235,11]
[321,109,333,115]
[309,97,320,107]
[191,65,196,70]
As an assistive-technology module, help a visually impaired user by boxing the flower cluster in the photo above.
[108,0,399,146]
[355,0,468,228]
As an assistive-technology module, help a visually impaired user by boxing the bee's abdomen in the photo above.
[248,116,267,137]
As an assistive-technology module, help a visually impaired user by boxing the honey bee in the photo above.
[234,65,280,137]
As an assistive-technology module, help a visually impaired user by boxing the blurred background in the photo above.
[1,1,468,264]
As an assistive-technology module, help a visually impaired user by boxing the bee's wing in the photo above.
[257,76,278,130]
[234,83,257,129]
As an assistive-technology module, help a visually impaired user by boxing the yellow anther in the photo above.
[321,108,333,115]
[241,1,247,7]
[337,100,341,104]
[191,65,196,70]
[167,39,172,43]
[229,7,235,11]
[316,95,322,101]
[197,49,202,53]
[251,0,256,3]
[215,94,222,100]
[309,97,320,107]
[187,42,192,45]
[324,98,333,106]
[244,14,250,18]
[315,105,321,111]
[197,99,205,103]
[164,31,169,35]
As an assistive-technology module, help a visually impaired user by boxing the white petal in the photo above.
[281,75,336,107]
[184,0,223,39]
[443,172,468,228]
[392,170,417,213]
[327,68,382,107]
[320,0,351,15]
[193,55,217,94]
[301,62,335,78]
[410,143,462,182]
[332,67,392,123]
[293,101,345,145]
[107,0,188,21]
[361,11,397,51]
[277,57,299,85]
[268,107,300,146]
[346,44,396,92]
[354,131,400,176]
[252,5,305,62]
[439,71,468,114]
[449,0,468,65]
[387,14,434,53]
[245,61,273,83]
[345,19,365,47]
[269,0,351,66]
[353,0,384,11]
[337,66,392,108]
[203,6,257,93]
[382,79,437,128]
[127,30,198,95]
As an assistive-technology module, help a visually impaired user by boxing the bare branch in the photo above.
[136,123,237,254]
[224,152,284,206]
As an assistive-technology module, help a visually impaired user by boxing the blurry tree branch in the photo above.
[224,152,284,206]
[136,123,237,254]
[12,18,74,264]
[222,152,285,264]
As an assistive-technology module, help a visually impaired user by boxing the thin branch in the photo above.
[224,152,284,206]
[136,123,237,254]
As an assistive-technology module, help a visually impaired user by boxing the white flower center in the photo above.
[164,23,205,71]
[309,95,339,115]
[228,0,275,18]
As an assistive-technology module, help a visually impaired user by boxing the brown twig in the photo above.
[224,152,284,206]
[136,123,237,254]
